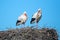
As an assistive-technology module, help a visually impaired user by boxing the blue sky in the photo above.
[0,0,60,39]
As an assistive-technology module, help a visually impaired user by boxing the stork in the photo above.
[16,11,28,27]
[30,8,42,28]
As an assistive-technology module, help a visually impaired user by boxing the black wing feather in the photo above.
[30,18,35,24]
[16,20,21,26]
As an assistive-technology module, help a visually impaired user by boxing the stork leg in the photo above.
[23,23,25,28]
[36,22,38,28]
[35,20,38,28]
[21,24,25,28]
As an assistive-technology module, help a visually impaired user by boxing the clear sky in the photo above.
[0,0,60,39]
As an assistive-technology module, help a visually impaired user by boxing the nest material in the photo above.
[0,27,58,40]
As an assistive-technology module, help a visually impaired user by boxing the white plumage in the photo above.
[30,8,42,26]
[16,11,28,26]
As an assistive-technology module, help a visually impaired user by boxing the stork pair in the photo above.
[16,8,42,28]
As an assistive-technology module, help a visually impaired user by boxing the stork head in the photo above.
[37,8,42,16]
[23,11,27,16]
[38,8,42,14]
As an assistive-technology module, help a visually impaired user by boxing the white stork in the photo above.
[30,8,42,28]
[16,11,28,27]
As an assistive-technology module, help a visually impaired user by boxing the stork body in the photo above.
[16,11,28,27]
[30,9,42,28]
